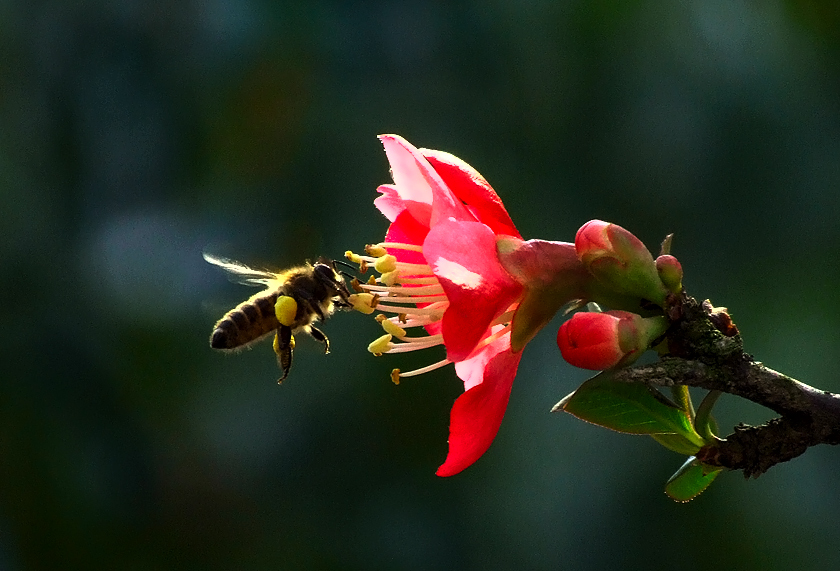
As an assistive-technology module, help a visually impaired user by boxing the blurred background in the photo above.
[2,0,839,569]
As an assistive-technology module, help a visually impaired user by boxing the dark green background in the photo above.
[2,1,839,569]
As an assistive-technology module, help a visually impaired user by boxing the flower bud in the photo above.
[655,254,683,295]
[575,220,668,306]
[557,310,668,370]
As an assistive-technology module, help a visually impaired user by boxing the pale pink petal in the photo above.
[373,184,406,223]
[422,148,521,239]
[436,334,522,476]
[423,220,523,362]
[379,134,472,228]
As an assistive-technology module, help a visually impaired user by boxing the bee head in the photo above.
[313,262,341,285]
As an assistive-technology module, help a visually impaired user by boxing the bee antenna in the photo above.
[332,259,357,271]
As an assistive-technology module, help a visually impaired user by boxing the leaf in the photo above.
[557,372,704,448]
[650,433,702,456]
[665,457,722,502]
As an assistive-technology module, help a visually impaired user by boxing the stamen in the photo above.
[390,261,434,274]
[376,294,448,304]
[492,309,516,326]
[397,358,452,378]
[377,242,425,253]
[362,284,444,296]
[368,334,393,355]
[365,244,388,257]
[374,254,397,273]
[380,270,400,286]
[348,293,376,314]
[383,315,439,329]
[465,324,512,358]
[394,276,440,285]
[374,302,447,318]
[385,336,443,353]
[377,315,407,337]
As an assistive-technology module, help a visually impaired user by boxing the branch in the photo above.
[611,294,840,477]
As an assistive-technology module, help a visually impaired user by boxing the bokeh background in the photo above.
[2,1,840,569]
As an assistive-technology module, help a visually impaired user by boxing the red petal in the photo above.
[436,334,522,476]
[423,148,521,239]
[384,210,429,266]
[423,220,523,362]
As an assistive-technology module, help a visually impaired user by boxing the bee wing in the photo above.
[203,252,277,287]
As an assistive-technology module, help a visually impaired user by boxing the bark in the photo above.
[610,294,840,478]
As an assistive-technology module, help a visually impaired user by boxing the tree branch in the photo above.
[611,294,840,477]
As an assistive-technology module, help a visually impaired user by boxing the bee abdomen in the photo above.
[210,293,279,350]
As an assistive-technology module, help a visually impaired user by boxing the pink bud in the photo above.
[655,254,683,294]
[557,310,669,370]
[574,220,668,306]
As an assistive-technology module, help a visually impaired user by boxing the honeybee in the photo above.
[204,252,352,382]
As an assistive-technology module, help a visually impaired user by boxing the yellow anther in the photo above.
[367,275,377,285]
[345,250,362,264]
[390,369,401,385]
[366,244,388,257]
[349,293,376,315]
[374,254,397,273]
[275,296,298,327]
[379,318,406,338]
[368,334,393,355]
[380,270,400,286]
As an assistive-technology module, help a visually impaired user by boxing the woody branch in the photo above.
[610,294,840,478]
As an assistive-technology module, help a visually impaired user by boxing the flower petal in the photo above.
[437,334,522,476]
[379,134,472,228]
[422,148,521,239]
[373,184,406,223]
[423,220,523,362]
[384,210,430,266]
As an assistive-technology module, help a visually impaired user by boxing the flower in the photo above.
[347,134,528,476]
[557,309,669,370]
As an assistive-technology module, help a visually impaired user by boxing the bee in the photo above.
[204,252,352,382]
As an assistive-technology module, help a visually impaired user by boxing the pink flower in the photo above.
[348,134,527,476]
[557,310,669,370]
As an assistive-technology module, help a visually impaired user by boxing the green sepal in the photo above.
[554,372,704,448]
[665,456,723,502]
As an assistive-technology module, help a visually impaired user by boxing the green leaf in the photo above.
[665,457,722,502]
[557,372,704,448]
[650,433,702,456]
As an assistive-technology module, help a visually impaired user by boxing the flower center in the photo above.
[346,242,453,384]
[345,242,521,385]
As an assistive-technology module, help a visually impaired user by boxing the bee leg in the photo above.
[296,291,327,321]
[273,325,294,383]
[309,325,330,355]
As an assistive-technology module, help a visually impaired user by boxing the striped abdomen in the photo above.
[210,291,280,350]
